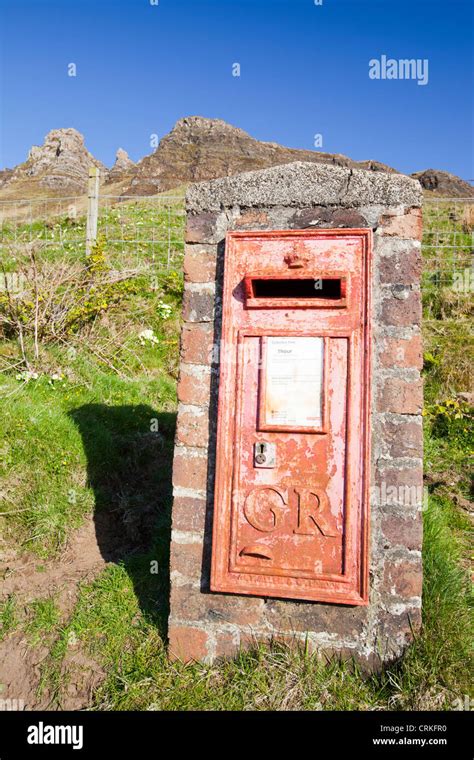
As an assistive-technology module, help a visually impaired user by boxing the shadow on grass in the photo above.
[68,404,176,642]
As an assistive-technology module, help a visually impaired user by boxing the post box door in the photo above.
[211,229,371,605]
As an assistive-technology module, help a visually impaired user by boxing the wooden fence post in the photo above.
[86,166,100,256]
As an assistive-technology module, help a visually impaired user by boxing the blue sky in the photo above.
[0,0,472,178]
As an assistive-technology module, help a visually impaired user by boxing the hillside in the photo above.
[0,117,472,203]
[122,116,395,195]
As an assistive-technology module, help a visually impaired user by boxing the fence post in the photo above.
[86,166,100,256]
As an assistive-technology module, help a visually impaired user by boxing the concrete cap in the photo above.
[186,161,423,213]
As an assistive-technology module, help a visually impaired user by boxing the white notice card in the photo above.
[264,337,324,428]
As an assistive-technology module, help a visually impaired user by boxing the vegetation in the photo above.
[0,198,472,710]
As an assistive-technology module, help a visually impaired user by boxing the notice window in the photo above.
[259,336,326,431]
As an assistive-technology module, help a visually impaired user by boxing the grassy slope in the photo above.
[0,200,472,710]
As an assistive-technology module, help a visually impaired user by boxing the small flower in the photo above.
[138,329,159,346]
[156,301,173,320]
[15,370,39,383]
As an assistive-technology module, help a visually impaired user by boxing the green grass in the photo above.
[31,482,470,711]
[0,196,185,272]
[0,228,181,556]
[422,200,473,321]
[0,349,177,557]
[25,597,62,646]
[0,595,17,642]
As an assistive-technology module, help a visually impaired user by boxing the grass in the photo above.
[0,204,182,557]
[0,596,17,642]
[29,483,470,711]
[25,597,62,646]
[421,199,473,321]
[385,492,472,707]
[0,194,185,272]
[0,197,472,711]
[423,320,473,403]
[0,348,177,557]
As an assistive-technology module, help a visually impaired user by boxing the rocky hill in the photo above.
[107,148,137,185]
[123,116,396,195]
[0,128,108,200]
[0,117,472,201]
[411,169,474,198]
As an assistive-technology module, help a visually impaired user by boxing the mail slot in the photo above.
[211,229,372,605]
[243,274,348,308]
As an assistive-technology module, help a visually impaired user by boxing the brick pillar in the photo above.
[168,161,423,668]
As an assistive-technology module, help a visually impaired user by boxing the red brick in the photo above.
[289,206,369,229]
[234,210,269,229]
[172,450,208,491]
[180,324,214,365]
[263,599,368,636]
[176,406,209,447]
[377,608,422,645]
[379,334,422,369]
[380,290,421,327]
[374,464,423,495]
[379,209,423,240]
[377,376,422,414]
[381,514,423,551]
[215,631,240,659]
[170,586,264,627]
[168,625,209,662]
[379,418,423,457]
[184,246,217,283]
[374,470,423,510]
[383,561,423,598]
[379,246,421,285]
[177,367,211,405]
[171,496,207,533]
[182,288,214,322]
[170,540,203,579]
[185,212,220,243]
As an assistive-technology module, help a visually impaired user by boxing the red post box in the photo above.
[211,229,372,604]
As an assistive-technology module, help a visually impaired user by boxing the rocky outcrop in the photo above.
[411,169,474,198]
[0,168,13,189]
[107,148,136,183]
[124,116,397,196]
[2,128,107,195]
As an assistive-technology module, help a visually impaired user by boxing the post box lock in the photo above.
[254,441,276,468]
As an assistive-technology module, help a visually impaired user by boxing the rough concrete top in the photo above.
[186,161,423,213]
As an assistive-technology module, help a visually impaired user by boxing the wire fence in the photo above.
[0,194,186,274]
[0,192,472,299]
[422,197,473,290]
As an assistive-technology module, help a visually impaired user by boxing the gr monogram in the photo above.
[243,486,338,537]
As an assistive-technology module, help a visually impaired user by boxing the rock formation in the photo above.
[107,148,136,183]
[411,168,474,198]
[124,115,396,195]
[0,128,107,196]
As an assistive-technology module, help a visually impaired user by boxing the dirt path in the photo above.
[0,515,111,710]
